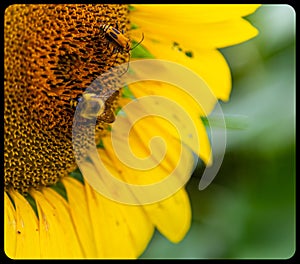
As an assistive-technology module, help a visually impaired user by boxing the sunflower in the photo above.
[4,4,261,259]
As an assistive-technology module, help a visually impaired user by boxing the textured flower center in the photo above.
[4,4,130,193]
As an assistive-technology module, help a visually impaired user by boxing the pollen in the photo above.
[4,4,130,193]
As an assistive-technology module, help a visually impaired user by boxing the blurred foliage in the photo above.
[140,5,295,259]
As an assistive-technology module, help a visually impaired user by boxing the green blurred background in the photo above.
[140,5,295,259]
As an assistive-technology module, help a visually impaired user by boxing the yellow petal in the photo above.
[83,181,154,258]
[131,4,261,24]
[189,49,232,101]
[63,176,154,258]
[30,188,83,259]
[101,131,196,189]
[124,81,212,163]
[131,5,260,49]
[131,44,232,102]
[100,105,199,186]
[144,188,191,243]
[132,18,258,50]
[7,190,40,259]
[61,177,98,258]
[4,192,17,259]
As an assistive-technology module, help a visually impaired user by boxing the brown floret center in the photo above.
[4,4,130,193]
